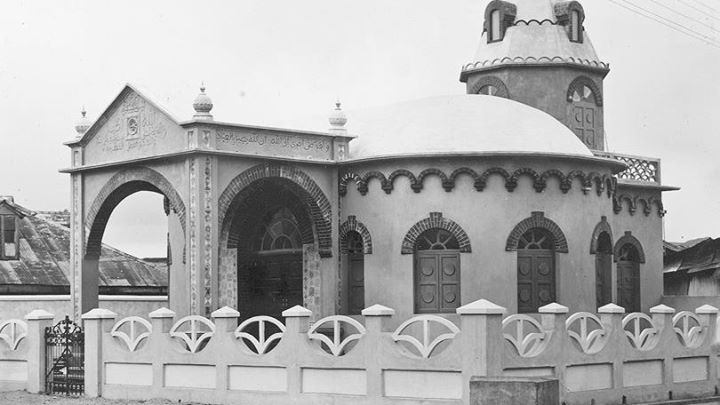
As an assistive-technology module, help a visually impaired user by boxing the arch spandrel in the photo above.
[80,85,186,167]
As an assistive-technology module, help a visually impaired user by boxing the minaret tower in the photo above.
[460,0,610,150]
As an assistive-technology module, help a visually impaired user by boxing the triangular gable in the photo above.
[72,84,180,147]
[76,84,187,166]
[0,200,33,219]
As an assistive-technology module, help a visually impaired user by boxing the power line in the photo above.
[608,0,720,49]
[676,0,720,23]
[645,0,720,34]
[689,0,720,15]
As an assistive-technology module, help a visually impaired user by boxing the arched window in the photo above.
[414,228,461,313]
[478,85,499,96]
[617,243,641,312]
[256,208,302,252]
[517,228,556,313]
[595,232,613,308]
[346,231,365,315]
[568,77,601,149]
[490,9,501,42]
[570,9,581,42]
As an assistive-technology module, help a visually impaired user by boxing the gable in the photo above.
[82,86,185,166]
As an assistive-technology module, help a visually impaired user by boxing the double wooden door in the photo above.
[415,251,460,313]
[517,249,555,313]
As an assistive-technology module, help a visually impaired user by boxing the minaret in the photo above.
[460,0,610,151]
[193,84,214,120]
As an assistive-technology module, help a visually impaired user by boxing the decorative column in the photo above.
[82,308,117,398]
[24,309,55,394]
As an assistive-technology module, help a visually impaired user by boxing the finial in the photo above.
[328,99,347,135]
[193,82,214,120]
[74,107,91,136]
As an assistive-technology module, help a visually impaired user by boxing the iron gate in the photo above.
[45,316,84,395]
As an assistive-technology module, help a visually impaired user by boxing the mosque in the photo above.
[62,0,675,322]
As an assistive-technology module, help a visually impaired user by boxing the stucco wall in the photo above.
[0,296,168,321]
[340,155,664,321]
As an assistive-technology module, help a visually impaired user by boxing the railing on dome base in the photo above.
[594,151,661,184]
[45,316,84,396]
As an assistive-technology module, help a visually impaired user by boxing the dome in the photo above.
[346,94,593,160]
[461,0,608,75]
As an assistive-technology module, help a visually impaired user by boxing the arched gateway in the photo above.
[62,84,351,319]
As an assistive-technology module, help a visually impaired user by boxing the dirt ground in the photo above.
[0,391,202,405]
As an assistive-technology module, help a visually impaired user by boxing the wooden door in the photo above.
[617,260,640,312]
[517,250,555,313]
[573,105,597,149]
[348,253,365,315]
[415,251,460,313]
[595,252,612,308]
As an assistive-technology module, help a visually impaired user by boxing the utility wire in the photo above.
[608,0,720,49]
[689,0,720,15]
[645,0,720,34]
[676,0,720,23]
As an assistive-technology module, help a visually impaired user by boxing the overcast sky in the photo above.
[1,0,719,257]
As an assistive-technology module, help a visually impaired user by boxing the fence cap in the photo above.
[598,303,625,314]
[361,304,395,316]
[24,309,54,320]
[212,306,240,318]
[456,299,506,315]
[282,305,312,318]
[149,307,176,319]
[696,304,719,315]
[649,304,675,314]
[538,303,569,314]
[81,308,117,320]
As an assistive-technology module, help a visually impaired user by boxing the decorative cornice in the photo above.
[613,194,665,217]
[340,167,616,198]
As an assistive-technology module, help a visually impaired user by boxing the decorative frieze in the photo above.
[340,167,616,198]
[189,158,199,315]
[202,157,213,317]
[613,194,665,217]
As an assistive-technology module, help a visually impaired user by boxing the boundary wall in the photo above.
[77,299,720,405]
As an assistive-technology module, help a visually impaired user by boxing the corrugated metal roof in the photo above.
[0,200,167,287]
[663,238,720,275]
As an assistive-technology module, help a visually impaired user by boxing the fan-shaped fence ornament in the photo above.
[391,315,460,359]
[566,312,608,354]
[502,314,551,357]
[621,313,659,351]
[234,316,286,355]
[0,319,27,350]
[169,315,216,353]
[672,311,705,348]
[307,315,366,356]
[110,316,152,352]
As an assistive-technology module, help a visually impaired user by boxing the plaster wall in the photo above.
[0,296,167,321]
[340,156,631,320]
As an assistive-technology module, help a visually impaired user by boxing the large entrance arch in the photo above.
[218,164,333,318]
[77,167,186,317]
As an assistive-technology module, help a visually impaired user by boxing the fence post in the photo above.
[24,309,54,394]
[696,304,719,385]
[82,308,117,398]
[650,304,676,391]
[598,303,625,394]
[457,299,506,404]
[148,307,175,394]
[538,303,569,385]
[211,306,240,392]
[362,304,395,400]
[282,305,312,398]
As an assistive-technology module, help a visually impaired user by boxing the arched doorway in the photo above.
[225,177,319,320]
[414,228,461,314]
[617,244,641,312]
[595,232,613,308]
[517,228,556,313]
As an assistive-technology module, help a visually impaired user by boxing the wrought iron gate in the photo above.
[45,316,84,395]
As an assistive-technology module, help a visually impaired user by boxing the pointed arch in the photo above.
[339,215,373,255]
[614,231,646,263]
[401,212,472,254]
[590,216,613,254]
[506,212,568,253]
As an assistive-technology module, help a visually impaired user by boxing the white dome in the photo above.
[345,94,592,160]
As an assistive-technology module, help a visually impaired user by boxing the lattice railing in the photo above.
[594,151,660,183]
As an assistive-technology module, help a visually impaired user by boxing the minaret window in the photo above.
[490,10,501,42]
[1,215,17,259]
[570,10,581,42]
[555,2,585,43]
[571,85,594,102]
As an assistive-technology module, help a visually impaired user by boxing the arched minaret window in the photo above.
[555,1,585,43]
[570,10,581,42]
[567,76,602,149]
[490,10,501,42]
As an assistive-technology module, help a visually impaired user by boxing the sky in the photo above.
[1,0,719,257]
